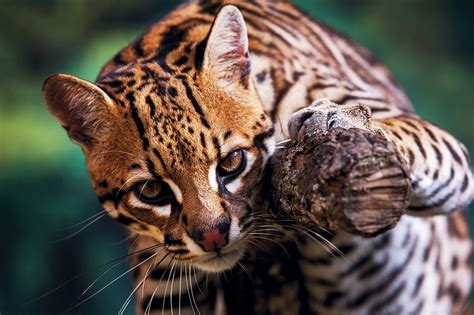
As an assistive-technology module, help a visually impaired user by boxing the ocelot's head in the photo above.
[43,6,274,272]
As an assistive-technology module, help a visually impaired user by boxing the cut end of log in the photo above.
[271,127,412,237]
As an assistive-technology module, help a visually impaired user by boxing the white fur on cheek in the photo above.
[208,162,219,192]
[228,216,241,243]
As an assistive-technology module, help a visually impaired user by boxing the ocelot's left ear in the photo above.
[200,5,251,91]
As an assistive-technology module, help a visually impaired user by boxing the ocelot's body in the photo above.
[43,0,473,314]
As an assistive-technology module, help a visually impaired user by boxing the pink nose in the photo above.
[197,228,229,252]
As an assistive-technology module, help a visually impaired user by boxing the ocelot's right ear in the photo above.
[43,74,113,148]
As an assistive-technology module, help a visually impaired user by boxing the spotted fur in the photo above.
[43,1,472,314]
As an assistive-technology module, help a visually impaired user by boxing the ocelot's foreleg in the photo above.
[376,115,472,215]
[288,99,473,216]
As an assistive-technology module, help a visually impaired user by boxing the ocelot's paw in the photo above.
[288,98,376,142]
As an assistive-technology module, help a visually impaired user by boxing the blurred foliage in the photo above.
[0,0,473,314]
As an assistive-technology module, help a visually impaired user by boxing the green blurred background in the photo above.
[1,0,473,314]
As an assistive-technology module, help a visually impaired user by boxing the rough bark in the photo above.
[271,128,412,237]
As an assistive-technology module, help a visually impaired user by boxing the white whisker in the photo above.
[54,214,106,243]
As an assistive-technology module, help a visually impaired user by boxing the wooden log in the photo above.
[271,127,412,237]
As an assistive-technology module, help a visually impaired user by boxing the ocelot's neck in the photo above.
[251,53,314,140]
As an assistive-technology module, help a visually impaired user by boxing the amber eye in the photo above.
[218,149,246,177]
[134,180,172,206]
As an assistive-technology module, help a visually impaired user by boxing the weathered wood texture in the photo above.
[271,128,412,237]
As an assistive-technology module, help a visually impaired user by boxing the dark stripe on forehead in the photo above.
[155,25,188,73]
[182,79,210,128]
[127,92,150,151]
[152,148,167,171]
[212,136,221,158]
[200,132,207,148]
[146,157,160,178]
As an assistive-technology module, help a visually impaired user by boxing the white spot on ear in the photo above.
[208,162,219,192]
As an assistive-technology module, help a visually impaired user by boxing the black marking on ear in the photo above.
[194,39,207,71]
[152,148,167,171]
[115,213,137,226]
[253,127,275,152]
[127,92,150,151]
[98,188,126,208]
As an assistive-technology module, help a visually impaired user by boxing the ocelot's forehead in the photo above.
[95,63,271,175]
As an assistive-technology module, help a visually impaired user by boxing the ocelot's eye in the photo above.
[218,149,246,177]
[134,180,172,206]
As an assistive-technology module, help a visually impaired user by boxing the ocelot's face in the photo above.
[43,6,275,272]
[91,66,274,273]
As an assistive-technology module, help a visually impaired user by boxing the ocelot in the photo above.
[43,1,472,314]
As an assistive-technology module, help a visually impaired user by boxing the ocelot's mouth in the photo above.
[192,248,244,273]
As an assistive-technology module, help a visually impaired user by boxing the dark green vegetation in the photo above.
[1,1,473,313]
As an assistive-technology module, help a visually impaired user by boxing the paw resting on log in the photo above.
[271,99,412,237]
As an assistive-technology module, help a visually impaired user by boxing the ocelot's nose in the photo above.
[193,221,230,252]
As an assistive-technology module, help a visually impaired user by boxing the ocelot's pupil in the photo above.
[134,180,173,205]
[140,181,161,199]
[218,149,245,176]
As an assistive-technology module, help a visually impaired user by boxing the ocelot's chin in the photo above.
[193,248,244,273]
